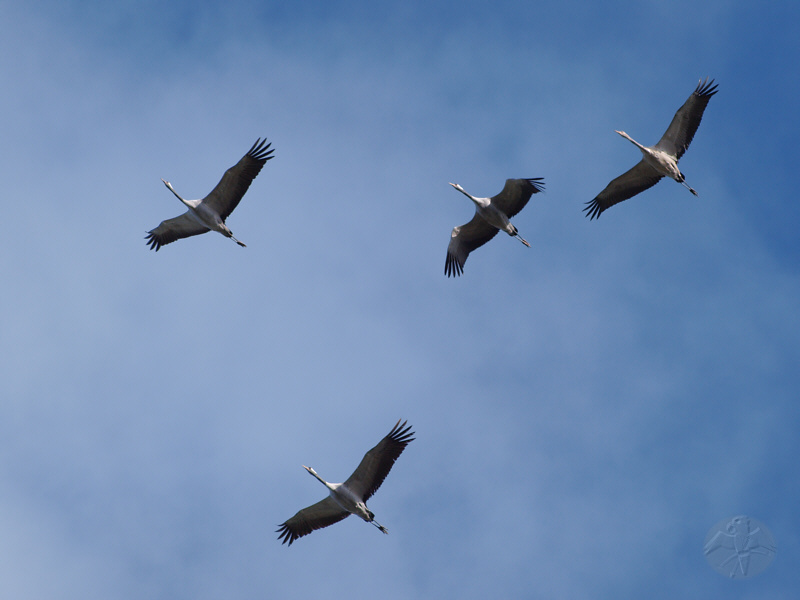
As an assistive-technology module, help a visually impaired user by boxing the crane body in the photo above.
[615,130,696,194]
[304,467,387,532]
[454,184,530,245]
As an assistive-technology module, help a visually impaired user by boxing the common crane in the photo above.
[584,78,718,219]
[445,178,545,277]
[145,138,273,250]
[277,420,415,546]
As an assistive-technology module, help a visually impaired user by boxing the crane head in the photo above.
[449,182,471,197]
[161,178,176,194]
[303,465,327,487]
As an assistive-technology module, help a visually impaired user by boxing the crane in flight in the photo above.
[584,78,718,220]
[445,178,545,277]
[145,138,274,250]
[277,420,415,546]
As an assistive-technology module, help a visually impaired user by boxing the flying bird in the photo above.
[584,78,718,220]
[145,138,274,250]
[445,178,545,277]
[277,419,415,546]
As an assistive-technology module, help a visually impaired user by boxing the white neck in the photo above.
[162,179,192,209]
[304,466,337,493]
[450,182,485,207]
[615,130,646,152]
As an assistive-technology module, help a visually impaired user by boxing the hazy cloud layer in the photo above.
[1,1,798,598]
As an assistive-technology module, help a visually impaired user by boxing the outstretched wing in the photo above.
[277,497,351,546]
[491,178,545,218]
[655,78,718,159]
[343,420,415,502]
[145,211,209,251]
[445,214,499,277]
[203,138,275,221]
[583,160,663,220]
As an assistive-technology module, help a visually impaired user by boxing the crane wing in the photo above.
[343,420,415,502]
[277,496,351,546]
[445,214,500,277]
[583,160,663,220]
[145,211,209,251]
[491,178,545,218]
[202,138,274,221]
[655,78,718,159]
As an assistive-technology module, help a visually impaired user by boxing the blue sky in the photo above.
[2,1,799,598]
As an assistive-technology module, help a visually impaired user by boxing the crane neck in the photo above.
[450,183,485,207]
[162,179,193,209]
[304,466,337,492]
[615,130,646,152]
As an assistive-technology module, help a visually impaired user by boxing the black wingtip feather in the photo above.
[144,232,162,251]
[583,198,602,220]
[444,252,464,277]
[247,137,275,163]
[525,177,546,194]
[276,523,297,546]
[387,419,416,445]
[695,77,719,99]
